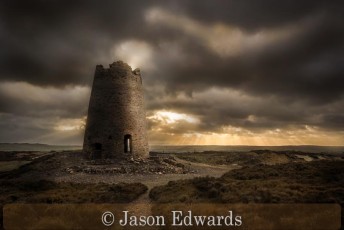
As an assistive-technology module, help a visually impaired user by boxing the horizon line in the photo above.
[1,142,344,147]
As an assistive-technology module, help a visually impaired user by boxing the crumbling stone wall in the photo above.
[83,61,149,159]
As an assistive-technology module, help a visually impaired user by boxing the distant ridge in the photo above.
[0,143,81,151]
[1,143,343,153]
[149,145,344,154]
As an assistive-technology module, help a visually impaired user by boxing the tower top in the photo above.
[109,60,132,70]
[95,60,141,76]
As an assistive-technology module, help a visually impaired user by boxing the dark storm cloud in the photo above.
[0,0,343,143]
[147,12,344,104]
[1,0,342,96]
[0,82,90,118]
[0,0,158,86]
[170,0,343,30]
[140,4,344,137]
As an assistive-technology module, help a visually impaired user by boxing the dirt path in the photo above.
[121,158,240,217]
[53,157,239,217]
[46,157,239,221]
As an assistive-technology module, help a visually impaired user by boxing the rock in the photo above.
[133,68,140,75]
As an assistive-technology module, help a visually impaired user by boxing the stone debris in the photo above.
[63,156,195,175]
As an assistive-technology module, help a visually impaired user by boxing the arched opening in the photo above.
[93,143,102,159]
[124,134,132,153]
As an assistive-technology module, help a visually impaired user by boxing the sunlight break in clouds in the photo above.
[54,117,86,131]
[145,87,344,146]
[148,125,344,146]
[112,40,155,70]
[148,111,199,125]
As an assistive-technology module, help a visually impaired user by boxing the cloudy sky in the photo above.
[0,0,343,146]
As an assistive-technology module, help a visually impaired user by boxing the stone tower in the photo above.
[83,61,149,160]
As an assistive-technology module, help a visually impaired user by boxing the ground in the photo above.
[0,150,343,229]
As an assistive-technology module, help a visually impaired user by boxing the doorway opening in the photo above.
[124,134,132,153]
[93,143,102,159]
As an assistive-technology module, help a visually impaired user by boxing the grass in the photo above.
[149,160,344,229]
[150,160,344,203]
[0,180,147,204]
[0,180,148,228]
[174,150,339,166]
[174,151,278,165]
[0,161,31,172]
[150,159,344,229]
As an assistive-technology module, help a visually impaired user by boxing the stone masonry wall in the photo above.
[83,61,149,159]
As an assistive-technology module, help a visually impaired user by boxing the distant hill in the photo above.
[149,145,344,154]
[0,143,81,151]
[1,143,343,153]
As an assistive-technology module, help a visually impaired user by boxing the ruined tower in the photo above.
[83,61,149,159]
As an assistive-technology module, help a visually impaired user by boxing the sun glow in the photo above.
[148,111,199,124]
[148,122,344,146]
[112,40,154,70]
[54,118,86,131]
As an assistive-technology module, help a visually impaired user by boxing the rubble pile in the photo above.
[64,156,195,175]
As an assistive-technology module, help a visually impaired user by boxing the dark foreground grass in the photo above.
[175,151,262,165]
[150,160,344,203]
[150,160,344,229]
[0,180,148,229]
[0,180,147,204]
